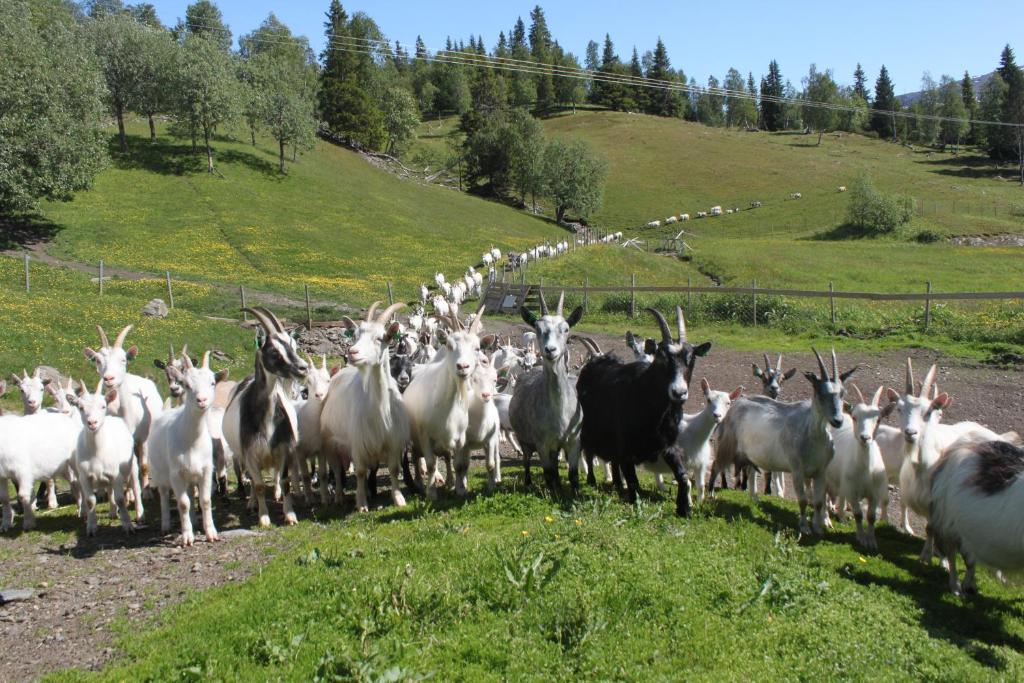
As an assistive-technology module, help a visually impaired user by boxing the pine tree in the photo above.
[961,71,980,144]
[759,60,784,131]
[507,17,534,107]
[853,63,869,103]
[644,38,681,117]
[871,65,898,140]
[994,44,1024,169]
[529,5,554,110]
[592,34,623,110]
[584,39,599,102]
[626,47,646,112]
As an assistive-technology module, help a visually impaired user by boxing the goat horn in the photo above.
[556,291,565,317]
[469,305,486,335]
[168,344,175,363]
[321,354,327,370]
[537,289,549,316]
[96,325,110,349]
[831,348,839,382]
[201,351,210,369]
[871,385,884,407]
[905,358,915,395]
[580,337,602,357]
[919,364,937,400]
[182,352,194,369]
[647,308,673,345]
[113,325,133,350]
[181,343,189,362]
[811,347,829,379]
[254,307,285,334]
[763,353,772,371]
[776,354,783,372]
[852,383,865,405]
[241,307,277,336]
[366,301,382,322]
[377,302,406,326]
[676,306,687,342]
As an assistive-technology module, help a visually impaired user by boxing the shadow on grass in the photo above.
[915,153,1006,180]
[0,213,62,250]
[108,134,281,180]
[806,222,882,241]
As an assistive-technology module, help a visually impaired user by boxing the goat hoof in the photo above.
[284,512,298,526]
[181,532,195,546]
[357,505,369,513]
[206,531,220,542]
[258,515,271,528]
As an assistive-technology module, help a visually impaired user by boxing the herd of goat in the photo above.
[645,186,850,228]
[1,295,1023,599]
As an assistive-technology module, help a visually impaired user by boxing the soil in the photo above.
[2,318,1021,681]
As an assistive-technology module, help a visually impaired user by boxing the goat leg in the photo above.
[620,463,640,504]
[665,448,692,518]
[585,451,597,488]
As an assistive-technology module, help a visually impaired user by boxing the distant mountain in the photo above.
[896,71,994,106]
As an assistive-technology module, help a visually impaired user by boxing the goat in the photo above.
[837,186,847,192]
[642,378,740,507]
[223,307,309,527]
[711,348,855,535]
[625,330,655,364]
[294,354,335,505]
[67,382,140,535]
[748,353,797,495]
[320,302,408,512]
[84,325,163,492]
[148,352,219,546]
[709,206,723,216]
[510,292,584,492]
[404,306,492,499]
[790,192,802,199]
[577,307,711,516]
[826,384,895,551]
[460,352,501,493]
[929,437,1024,596]
[10,367,62,508]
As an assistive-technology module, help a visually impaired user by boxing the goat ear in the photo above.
[154,359,166,370]
[804,371,819,386]
[166,365,184,383]
[842,401,853,415]
[839,365,858,383]
[885,387,900,403]
[566,306,584,328]
[340,316,357,330]
[519,306,537,327]
[751,364,763,378]
[693,341,712,357]
[880,401,897,419]
[783,368,798,380]
[929,392,951,412]
[41,377,51,386]
[700,377,710,394]
[83,347,100,362]
[329,365,341,377]
[105,389,118,405]
[386,321,402,340]
[214,369,230,383]
[126,346,138,361]
[9,373,20,385]
[65,392,79,407]
[643,339,657,355]
[480,334,497,350]
[729,386,743,400]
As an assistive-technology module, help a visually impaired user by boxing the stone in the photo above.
[220,528,258,539]
[0,588,35,605]
[141,298,169,318]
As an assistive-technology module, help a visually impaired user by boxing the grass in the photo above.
[41,467,1024,681]
[38,119,563,307]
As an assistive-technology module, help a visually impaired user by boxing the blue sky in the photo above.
[145,0,1017,93]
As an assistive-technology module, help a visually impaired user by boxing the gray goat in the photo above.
[509,291,584,492]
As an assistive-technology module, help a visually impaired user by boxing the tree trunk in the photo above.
[279,138,286,174]
[251,127,256,146]
[191,122,197,152]
[204,126,213,173]
[292,145,297,162]
[817,129,823,146]
[556,205,565,224]
[147,114,156,141]
[116,103,127,154]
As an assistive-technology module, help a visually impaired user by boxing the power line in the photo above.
[175,21,1022,129]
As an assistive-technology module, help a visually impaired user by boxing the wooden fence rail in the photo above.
[524,284,1024,302]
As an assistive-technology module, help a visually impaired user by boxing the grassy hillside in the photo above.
[47,479,1024,681]
[39,120,563,307]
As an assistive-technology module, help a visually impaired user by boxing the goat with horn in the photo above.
[576,306,711,516]
[222,307,309,527]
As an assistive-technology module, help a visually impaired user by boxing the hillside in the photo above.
[38,120,564,307]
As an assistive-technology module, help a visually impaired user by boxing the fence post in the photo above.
[386,280,394,306]
[828,281,835,325]
[305,284,313,330]
[924,281,932,331]
[99,260,104,296]
[166,271,174,309]
[583,277,589,313]
[240,286,247,320]
[630,273,637,319]
[24,253,29,293]
[687,276,692,310]
[752,279,757,327]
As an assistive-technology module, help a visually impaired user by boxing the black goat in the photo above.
[576,307,711,517]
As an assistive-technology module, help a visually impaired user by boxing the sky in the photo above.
[144,0,1020,93]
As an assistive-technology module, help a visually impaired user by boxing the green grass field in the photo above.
[43,472,1024,682]
[38,120,562,307]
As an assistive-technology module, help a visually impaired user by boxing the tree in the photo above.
[592,34,624,110]
[645,38,684,117]
[961,71,980,144]
[317,1,383,148]
[134,26,176,140]
[696,76,724,126]
[181,0,231,52]
[380,86,420,157]
[994,44,1024,180]
[130,3,162,28]
[938,75,967,152]
[916,73,940,146]
[802,64,839,144]
[853,63,869,103]
[0,0,107,214]
[462,108,537,192]
[174,34,240,172]
[507,17,534,107]
[760,60,784,131]
[724,67,755,127]
[846,174,913,234]
[871,65,898,140]
[978,71,1007,153]
[584,39,599,101]
[543,138,607,223]
[528,5,554,110]
[553,46,585,111]
[510,115,546,210]
[86,13,150,153]
[837,89,868,133]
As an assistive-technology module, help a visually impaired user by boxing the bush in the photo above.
[846,174,914,234]
[914,230,942,243]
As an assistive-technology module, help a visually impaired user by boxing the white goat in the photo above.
[930,436,1024,596]
[404,307,491,499]
[10,367,60,508]
[147,352,219,546]
[296,353,334,505]
[84,325,163,491]
[826,385,894,551]
[461,352,501,493]
[838,186,847,192]
[67,382,141,536]
[320,302,409,512]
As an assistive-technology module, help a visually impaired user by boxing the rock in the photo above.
[220,528,258,539]
[190,563,201,573]
[141,298,169,318]
[0,588,35,605]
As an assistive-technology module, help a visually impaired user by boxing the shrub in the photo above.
[846,174,914,234]
[914,230,942,243]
